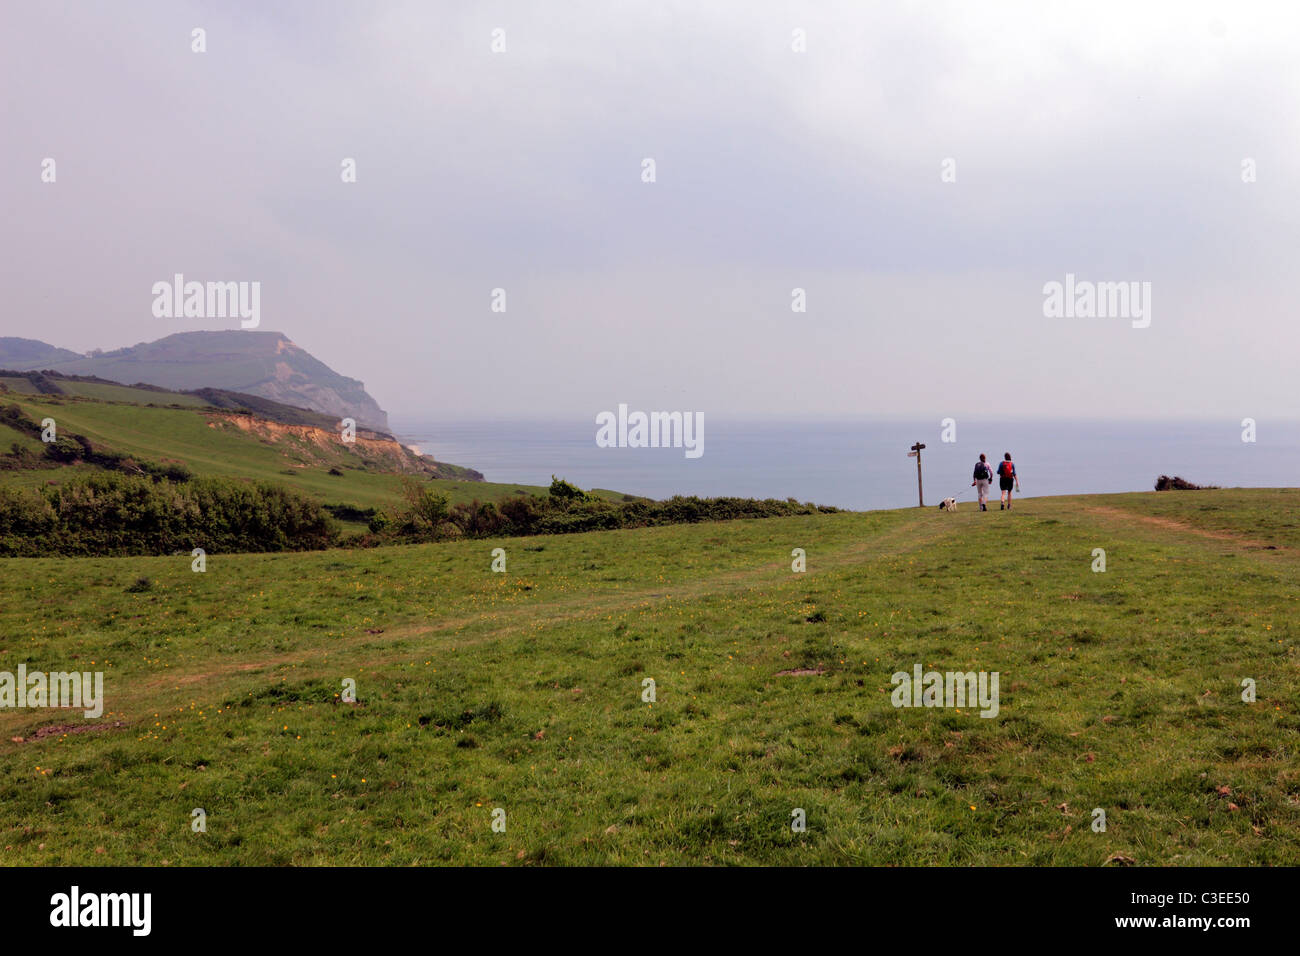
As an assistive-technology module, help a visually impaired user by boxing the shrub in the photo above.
[548,475,591,502]
[324,504,376,523]
[398,476,450,532]
[499,494,542,533]
[138,460,193,482]
[0,472,337,556]
[449,500,505,537]
[372,480,838,545]
[43,436,84,463]
[1155,475,1218,491]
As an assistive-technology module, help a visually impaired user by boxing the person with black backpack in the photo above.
[996,452,1019,510]
[971,453,993,511]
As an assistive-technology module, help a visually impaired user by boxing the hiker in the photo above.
[996,452,1018,510]
[971,453,993,511]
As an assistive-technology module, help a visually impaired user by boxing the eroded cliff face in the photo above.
[207,413,481,480]
[240,343,390,431]
[238,340,390,433]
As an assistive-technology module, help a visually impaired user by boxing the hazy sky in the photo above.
[4,1,1298,422]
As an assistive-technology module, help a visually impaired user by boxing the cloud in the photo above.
[2,0,1297,421]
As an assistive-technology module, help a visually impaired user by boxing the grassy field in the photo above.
[0,488,1295,865]
[1,374,212,407]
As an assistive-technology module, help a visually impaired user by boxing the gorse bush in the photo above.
[0,472,337,556]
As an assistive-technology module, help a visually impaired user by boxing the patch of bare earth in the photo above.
[11,720,127,744]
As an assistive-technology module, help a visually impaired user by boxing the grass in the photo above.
[0,487,1295,865]
[56,381,211,407]
[1,376,211,406]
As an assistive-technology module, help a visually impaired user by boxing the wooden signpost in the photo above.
[909,441,926,507]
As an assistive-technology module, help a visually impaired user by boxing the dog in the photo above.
[938,497,957,512]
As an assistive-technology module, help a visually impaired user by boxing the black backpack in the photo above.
[973,461,990,481]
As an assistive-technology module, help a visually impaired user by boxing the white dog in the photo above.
[938,497,957,512]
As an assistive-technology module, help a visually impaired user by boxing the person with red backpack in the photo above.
[971,453,993,511]
[996,452,1019,510]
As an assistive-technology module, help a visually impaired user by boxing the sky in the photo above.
[4,0,1299,423]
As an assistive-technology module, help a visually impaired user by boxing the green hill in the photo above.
[0,331,391,432]
[0,337,83,371]
[0,389,641,526]
[0,488,1294,865]
[1,370,319,419]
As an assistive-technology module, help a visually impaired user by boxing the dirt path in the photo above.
[1081,505,1283,550]
[8,517,963,726]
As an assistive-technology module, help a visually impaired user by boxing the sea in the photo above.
[390,418,1300,512]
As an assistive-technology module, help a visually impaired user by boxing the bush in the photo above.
[0,472,337,556]
[138,460,193,482]
[370,480,838,545]
[499,494,542,532]
[1155,475,1218,491]
[324,504,376,523]
[43,436,84,463]
[449,500,505,537]
[548,475,591,502]
[398,476,450,534]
